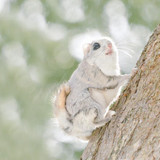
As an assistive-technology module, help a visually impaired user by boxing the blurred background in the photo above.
[0,0,159,160]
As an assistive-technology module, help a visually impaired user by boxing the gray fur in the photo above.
[66,60,129,119]
[56,38,130,140]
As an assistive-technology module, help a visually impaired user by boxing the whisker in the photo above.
[117,47,135,55]
[116,41,136,48]
[117,45,135,49]
[118,49,133,58]
[118,48,135,56]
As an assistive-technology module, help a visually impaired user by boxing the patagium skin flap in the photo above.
[55,37,130,140]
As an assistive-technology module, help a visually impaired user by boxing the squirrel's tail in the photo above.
[53,83,72,133]
[56,83,70,108]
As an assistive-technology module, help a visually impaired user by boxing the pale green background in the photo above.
[0,0,159,160]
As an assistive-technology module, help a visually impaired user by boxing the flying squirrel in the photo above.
[54,37,131,140]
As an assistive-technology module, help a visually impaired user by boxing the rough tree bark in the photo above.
[81,25,160,160]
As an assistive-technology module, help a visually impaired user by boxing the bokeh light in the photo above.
[0,0,159,160]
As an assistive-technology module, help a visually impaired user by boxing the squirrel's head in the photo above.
[83,37,120,76]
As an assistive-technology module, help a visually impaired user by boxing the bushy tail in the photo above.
[53,83,72,133]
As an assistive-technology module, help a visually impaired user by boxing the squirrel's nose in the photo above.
[105,42,113,55]
[108,42,112,49]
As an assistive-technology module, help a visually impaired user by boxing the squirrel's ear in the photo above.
[83,43,91,56]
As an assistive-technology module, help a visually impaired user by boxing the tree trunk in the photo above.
[81,25,160,160]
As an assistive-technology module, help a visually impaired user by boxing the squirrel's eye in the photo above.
[93,42,100,50]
